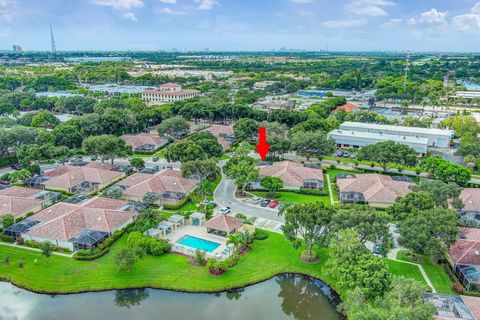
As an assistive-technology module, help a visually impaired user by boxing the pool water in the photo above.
[176,235,221,252]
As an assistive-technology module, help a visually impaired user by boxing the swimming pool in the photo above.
[176,235,221,253]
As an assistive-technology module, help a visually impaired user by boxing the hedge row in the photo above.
[72,226,127,260]
[0,156,18,168]
[163,197,190,210]
[0,233,15,243]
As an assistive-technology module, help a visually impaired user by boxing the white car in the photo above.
[218,207,231,214]
[251,197,262,204]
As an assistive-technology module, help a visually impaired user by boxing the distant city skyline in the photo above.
[1,0,480,52]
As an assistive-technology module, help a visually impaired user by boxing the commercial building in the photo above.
[328,129,429,154]
[338,122,453,148]
[142,83,199,105]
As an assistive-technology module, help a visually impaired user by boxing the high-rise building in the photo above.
[12,45,22,52]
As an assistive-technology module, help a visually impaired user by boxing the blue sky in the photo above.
[1,0,480,51]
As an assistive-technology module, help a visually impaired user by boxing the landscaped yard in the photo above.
[396,250,455,294]
[251,191,331,205]
[0,231,445,296]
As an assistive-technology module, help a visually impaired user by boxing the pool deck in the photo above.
[165,224,229,259]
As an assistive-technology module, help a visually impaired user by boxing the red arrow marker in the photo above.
[255,127,270,160]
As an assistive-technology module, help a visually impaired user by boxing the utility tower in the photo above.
[50,24,56,56]
[404,50,410,89]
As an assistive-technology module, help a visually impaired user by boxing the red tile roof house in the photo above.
[331,103,360,113]
[41,162,126,194]
[19,197,137,251]
[203,124,235,150]
[449,228,480,293]
[120,133,169,152]
[460,188,480,221]
[336,173,414,208]
[252,161,324,190]
[0,186,60,219]
[115,169,198,205]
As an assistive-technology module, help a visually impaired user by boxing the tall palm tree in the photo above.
[226,233,241,256]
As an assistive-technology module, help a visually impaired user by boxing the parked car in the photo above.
[0,180,11,185]
[251,196,262,204]
[304,163,321,169]
[277,203,286,211]
[218,207,231,214]
[334,150,344,157]
[260,199,271,207]
[91,155,97,161]
[373,243,382,255]
[152,157,159,162]
[269,200,279,208]
[10,164,22,170]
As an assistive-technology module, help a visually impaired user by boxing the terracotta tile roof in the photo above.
[120,133,168,149]
[0,195,43,218]
[204,214,244,233]
[332,103,360,113]
[257,161,323,188]
[461,296,480,320]
[143,90,199,96]
[450,228,480,266]
[27,197,134,241]
[43,164,123,189]
[336,174,413,204]
[461,188,480,212]
[0,186,41,198]
[117,169,198,198]
[160,83,181,88]
[204,124,234,150]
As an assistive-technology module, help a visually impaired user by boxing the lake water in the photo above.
[0,274,340,320]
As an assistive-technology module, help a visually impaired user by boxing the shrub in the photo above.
[297,188,329,196]
[328,164,336,170]
[127,232,170,256]
[0,233,15,243]
[254,230,269,240]
[453,282,463,294]
[207,258,228,276]
[190,250,207,266]
[163,197,190,210]
[16,237,24,245]
[73,247,110,261]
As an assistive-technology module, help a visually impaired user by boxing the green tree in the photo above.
[1,214,15,229]
[388,192,436,221]
[439,115,480,138]
[280,202,333,261]
[260,176,284,196]
[290,130,335,160]
[53,124,84,149]
[181,159,218,207]
[165,140,205,162]
[143,192,161,206]
[412,179,463,209]
[233,118,258,142]
[130,158,145,171]
[31,110,60,128]
[327,229,391,300]
[157,116,189,137]
[40,241,55,258]
[399,208,458,261]
[114,247,144,272]
[224,156,259,196]
[83,135,131,164]
[342,278,435,320]
[330,206,393,256]
[357,141,418,171]
[104,186,124,199]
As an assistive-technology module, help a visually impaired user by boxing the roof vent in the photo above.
[475,250,480,256]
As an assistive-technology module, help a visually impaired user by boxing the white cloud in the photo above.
[158,7,188,15]
[90,0,144,10]
[321,18,368,28]
[453,2,480,31]
[121,11,137,20]
[0,0,15,36]
[159,0,176,3]
[195,0,218,10]
[346,0,395,17]
[290,0,312,3]
[419,8,448,26]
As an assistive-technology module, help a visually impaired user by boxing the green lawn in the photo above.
[252,191,331,205]
[396,250,454,294]
[0,231,433,296]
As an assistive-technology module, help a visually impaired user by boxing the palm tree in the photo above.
[226,233,241,256]
[239,232,254,251]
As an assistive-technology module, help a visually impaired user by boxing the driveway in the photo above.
[213,173,285,223]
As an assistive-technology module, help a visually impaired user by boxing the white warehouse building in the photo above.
[337,122,453,148]
[327,129,429,154]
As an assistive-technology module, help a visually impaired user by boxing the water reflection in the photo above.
[114,289,150,308]
[0,275,340,320]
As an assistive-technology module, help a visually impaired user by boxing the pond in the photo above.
[0,274,341,320]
